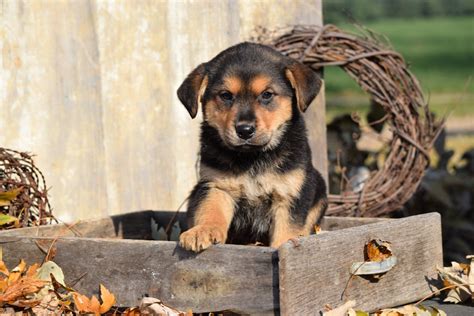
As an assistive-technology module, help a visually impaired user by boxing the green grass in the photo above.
[325,91,473,122]
[325,16,474,118]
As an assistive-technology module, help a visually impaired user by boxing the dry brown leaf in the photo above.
[467,255,474,299]
[0,307,18,315]
[99,284,116,314]
[31,292,60,315]
[322,300,357,316]
[437,256,473,304]
[365,239,392,262]
[7,260,26,285]
[0,277,47,303]
[122,307,141,316]
[8,297,41,308]
[139,297,188,316]
[25,263,39,278]
[314,224,323,234]
[72,292,93,314]
[0,279,8,293]
[89,295,101,314]
[0,261,9,277]
[72,285,116,315]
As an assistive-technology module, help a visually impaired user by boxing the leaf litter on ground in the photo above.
[0,246,190,315]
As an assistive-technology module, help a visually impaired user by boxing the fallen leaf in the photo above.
[122,307,141,316]
[365,239,392,262]
[314,224,322,234]
[139,297,187,316]
[0,261,9,277]
[467,255,474,298]
[72,292,95,314]
[322,300,357,316]
[0,215,19,227]
[0,279,8,293]
[99,284,116,314]
[31,292,60,315]
[375,304,446,316]
[437,256,473,304]
[8,260,26,285]
[89,295,101,314]
[72,285,116,315]
[36,261,65,287]
[8,297,41,308]
[0,188,22,207]
[0,277,47,303]
[25,263,39,278]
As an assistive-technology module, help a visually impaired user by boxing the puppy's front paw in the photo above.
[179,225,226,252]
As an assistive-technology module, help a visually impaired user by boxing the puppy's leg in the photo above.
[180,183,234,252]
[303,198,328,233]
[270,198,327,248]
[270,202,301,248]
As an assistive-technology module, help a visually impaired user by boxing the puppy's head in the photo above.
[177,43,321,151]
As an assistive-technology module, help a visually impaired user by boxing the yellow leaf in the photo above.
[99,284,116,314]
[8,259,26,285]
[0,214,19,226]
[0,188,22,207]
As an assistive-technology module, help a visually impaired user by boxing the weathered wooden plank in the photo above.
[321,216,389,231]
[278,213,443,315]
[1,237,278,314]
[0,211,158,239]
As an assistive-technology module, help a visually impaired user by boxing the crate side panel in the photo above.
[2,238,277,314]
[278,213,443,315]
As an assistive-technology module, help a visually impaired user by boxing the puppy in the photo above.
[177,42,327,252]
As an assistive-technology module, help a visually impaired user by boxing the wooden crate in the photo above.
[0,211,442,314]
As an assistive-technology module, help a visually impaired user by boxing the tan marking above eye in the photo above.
[223,76,243,95]
[250,75,272,95]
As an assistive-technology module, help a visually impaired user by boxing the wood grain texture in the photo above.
[278,212,443,315]
[2,238,278,314]
[321,216,389,230]
[0,211,158,239]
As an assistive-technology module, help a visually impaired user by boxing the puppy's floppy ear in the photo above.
[177,63,208,119]
[285,62,322,112]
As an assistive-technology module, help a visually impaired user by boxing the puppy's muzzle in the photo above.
[235,123,256,140]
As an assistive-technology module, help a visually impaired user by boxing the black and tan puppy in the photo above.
[177,42,327,252]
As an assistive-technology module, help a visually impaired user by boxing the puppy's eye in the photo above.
[260,90,274,101]
[219,91,234,102]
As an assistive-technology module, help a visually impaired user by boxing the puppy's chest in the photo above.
[212,168,305,205]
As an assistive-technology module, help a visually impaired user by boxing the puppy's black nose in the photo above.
[236,123,256,140]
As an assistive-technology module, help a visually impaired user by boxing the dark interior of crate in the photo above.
[0,210,388,241]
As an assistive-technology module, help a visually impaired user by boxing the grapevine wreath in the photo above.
[255,24,443,217]
[0,148,53,228]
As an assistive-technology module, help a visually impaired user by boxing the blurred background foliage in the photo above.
[322,0,473,263]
